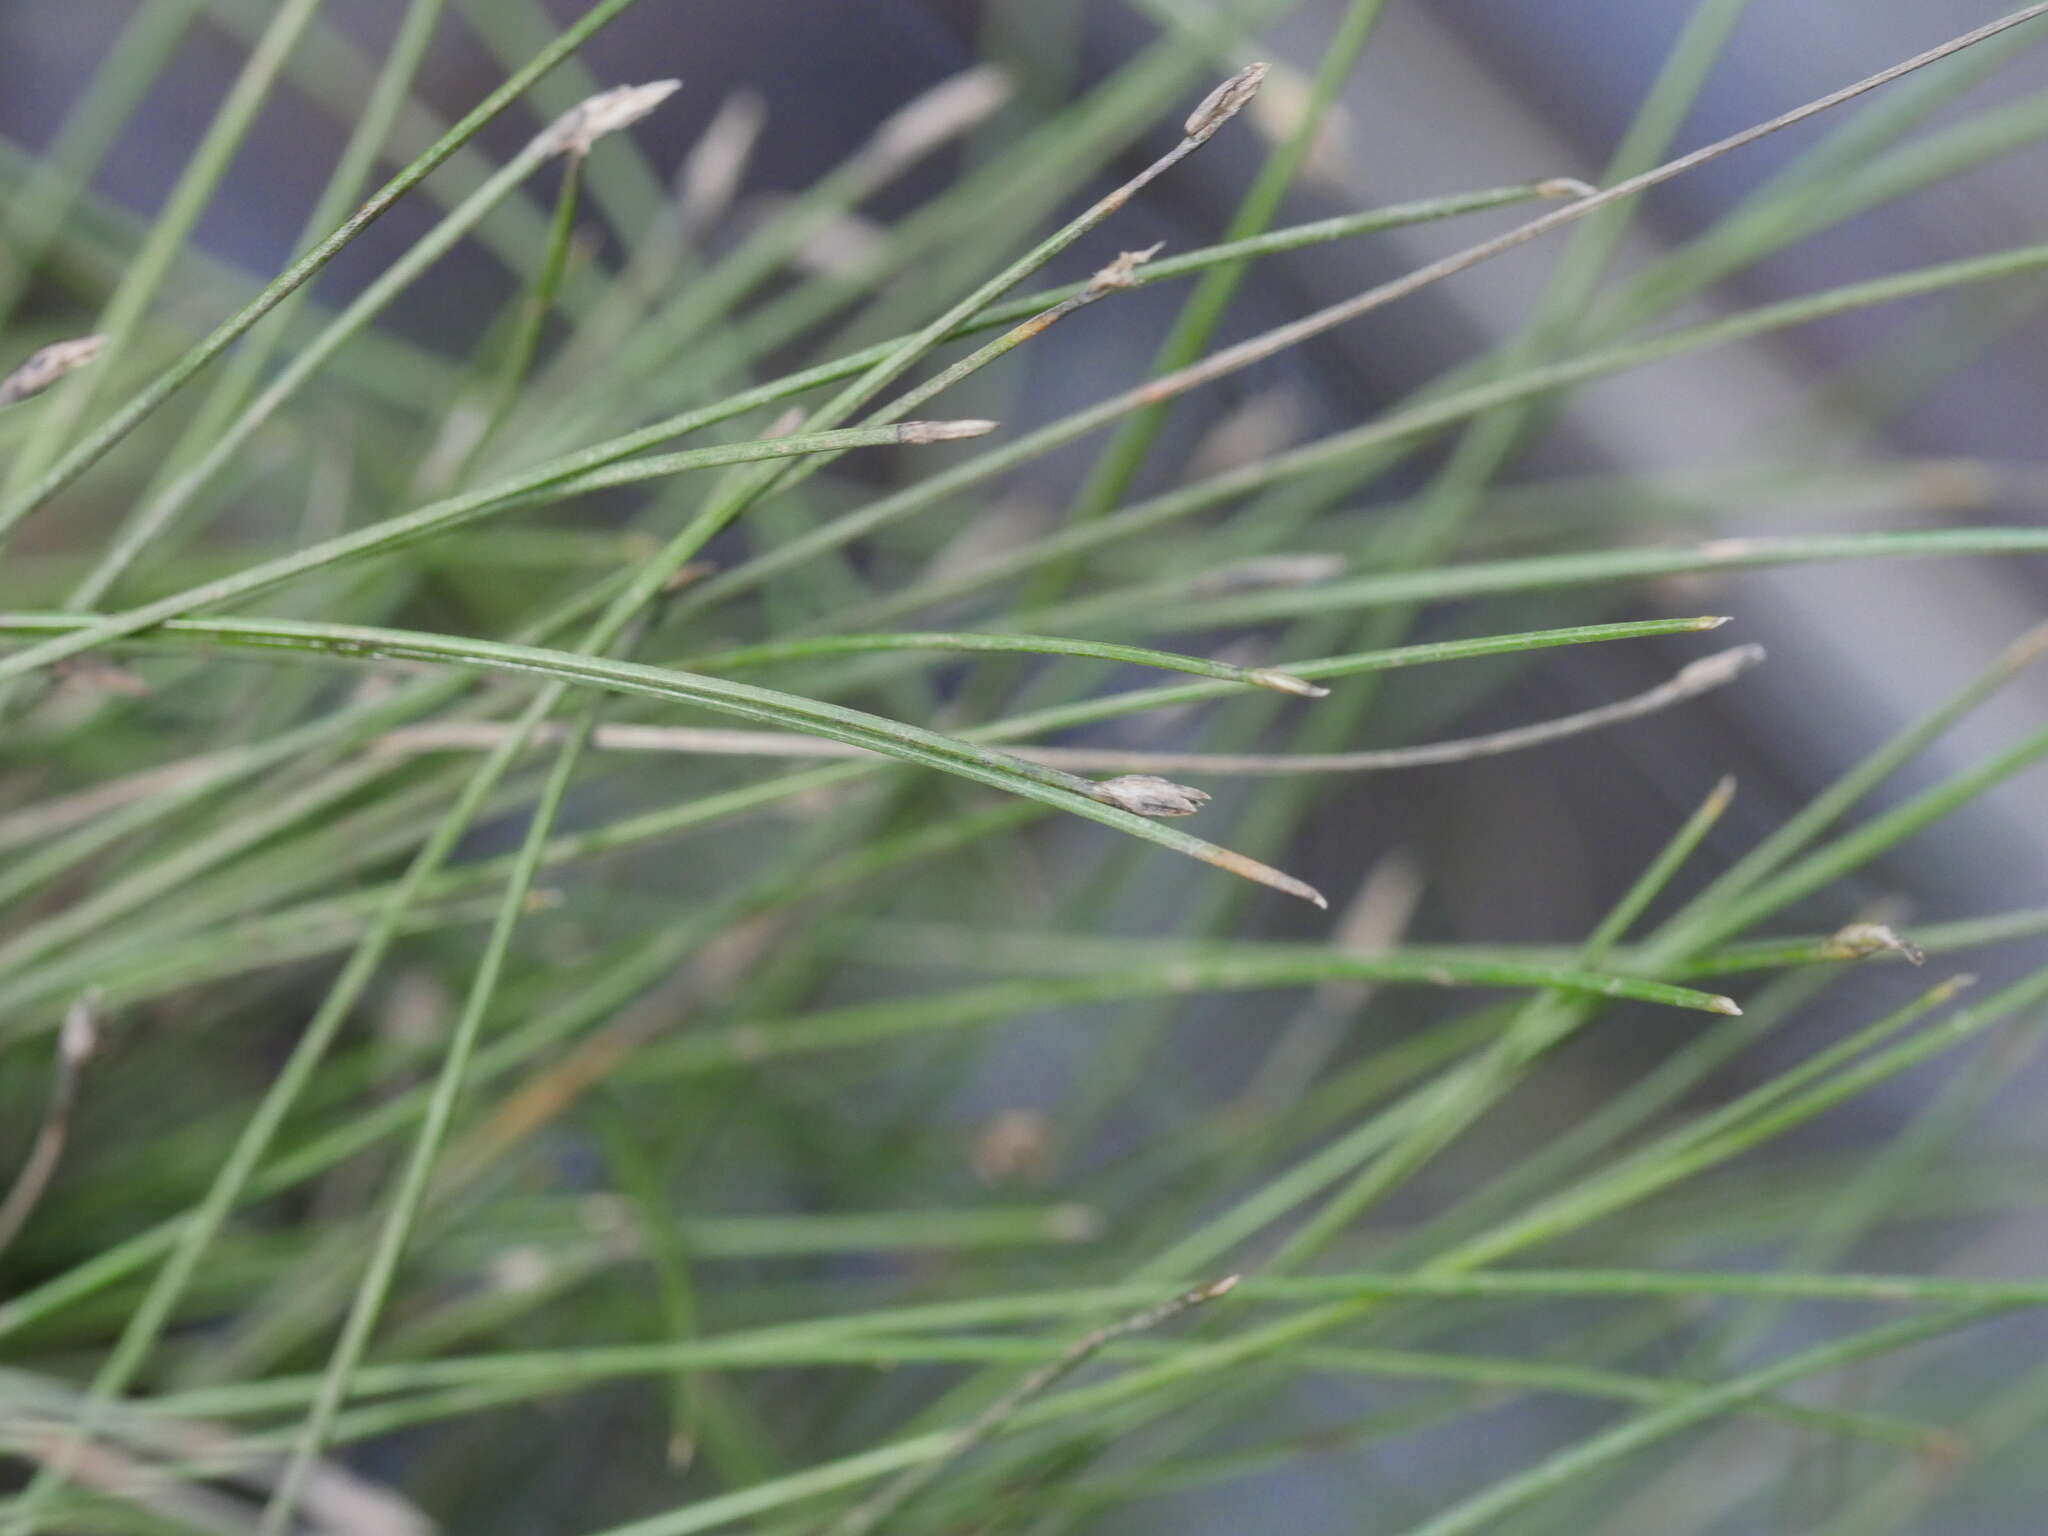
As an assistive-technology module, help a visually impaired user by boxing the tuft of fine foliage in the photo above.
[5,3,2048,1532]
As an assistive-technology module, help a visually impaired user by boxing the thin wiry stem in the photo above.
[1053,0,1389,552]
[1646,617,2048,959]
[806,183,1582,351]
[8,9,2039,1531]
[1402,1308,2004,1536]
[615,62,1272,619]
[60,0,452,611]
[0,994,100,1259]
[0,420,995,688]
[0,1,203,336]
[520,64,1014,449]
[0,0,327,509]
[0,0,648,538]
[0,70,1295,1521]
[0,624,1720,983]
[247,74,1290,1521]
[685,626,1325,695]
[364,643,1760,774]
[822,1276,1241,1536]
[689,5,2048,626]
[0,608,1330,907]
[837,246,2048,633]
[1105,2,2048,421]
[52,78,681,632]
[254,703,603,1536]
[0,536,637,1535]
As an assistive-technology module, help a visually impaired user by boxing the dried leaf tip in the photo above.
[1218,852,1329,908]
[2000,616,2048,667]
[1185,553,1345,598]
[1088,242,1165,294]
[1823,921,1927,967]
[542,79,682,157]
[1090,774,1211,818]
[1927,974,1977,1007]
[1676,642,1766,689]
[60,991,102,1068]
[872,65,1013,162]
[1192,842,1325,907]
[1700,774,1738,819]
[0,335,107,407]
[1537,176,1598,200]
[1184,63,1269,144]
[1247,668,1329,698]
[896,418,998,444]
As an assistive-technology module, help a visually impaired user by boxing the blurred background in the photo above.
[5,2,2048,1532]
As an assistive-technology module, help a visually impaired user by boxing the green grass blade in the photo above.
[0,0,647,537]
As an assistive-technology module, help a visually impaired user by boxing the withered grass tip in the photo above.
[1823,922,1928,966]
[542,79,683,158]
[1089,243,1166,294]
[1247,668,1329,698]
[1183,63,1270,145]
[895,418,999,444]
[1089,775,1212,818]
[0,335,108,408]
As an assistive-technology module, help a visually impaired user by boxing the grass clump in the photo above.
[5,3,2048,1531]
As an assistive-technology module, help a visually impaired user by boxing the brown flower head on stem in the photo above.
[1089,775,1211,818]
[1183,63,1270,145]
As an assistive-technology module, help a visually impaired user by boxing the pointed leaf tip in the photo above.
[1247,668,1329,697]
[897,419,998,444]
[543,79,683,157]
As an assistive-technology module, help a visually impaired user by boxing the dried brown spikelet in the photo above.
[0,335,107,408]
[1089,774,1211,818]
[1087,243,1165,294]
[1183,63,1270,145]
[1822,922,1927,966]
[540,79,682,159]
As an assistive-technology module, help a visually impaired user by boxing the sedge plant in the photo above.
[5,3,2048,1533]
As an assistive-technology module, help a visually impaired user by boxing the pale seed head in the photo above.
[1184,63,1269,144]
[1822,922,1926,966]
[1090,774,1211,817]
[896,418,998,445]
[60,990,102,1068]
[540,79,682,158]
[1246,668,1329,698]
[1087,242,1165,294]
[0,335,107,408]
